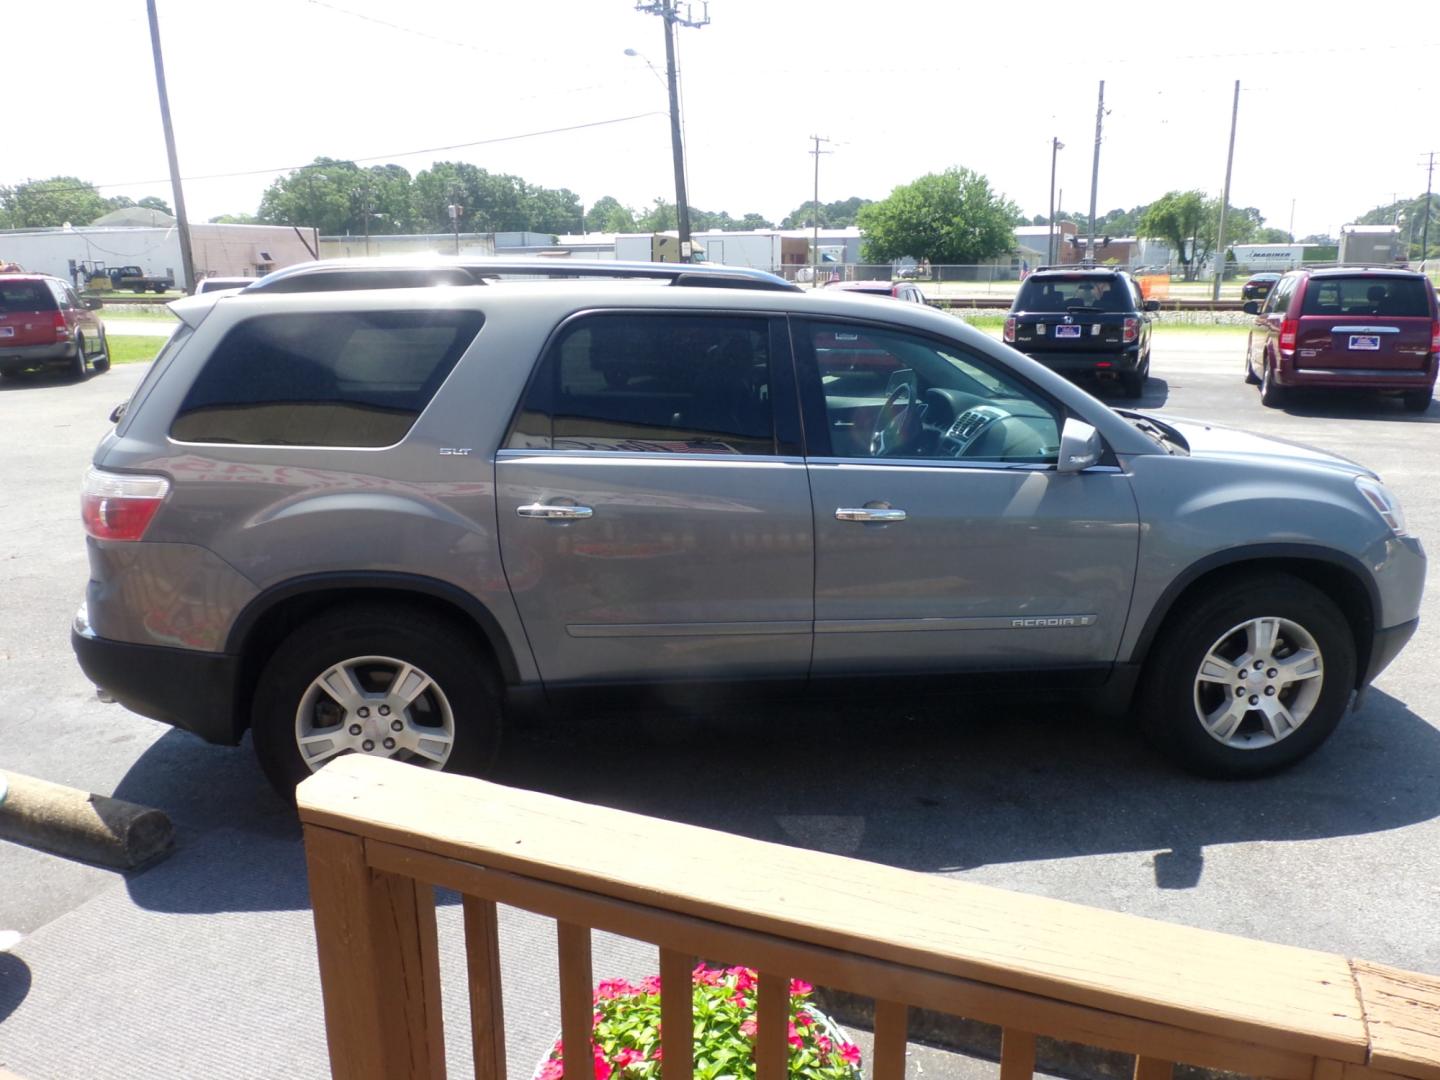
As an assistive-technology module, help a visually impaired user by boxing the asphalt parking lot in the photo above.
[1,331,1437,1077]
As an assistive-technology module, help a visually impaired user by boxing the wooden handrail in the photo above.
[298,755,1440,1080]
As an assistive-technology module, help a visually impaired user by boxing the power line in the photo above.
[0,112,667,197]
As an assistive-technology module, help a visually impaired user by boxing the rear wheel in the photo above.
[250,604,503,799]
[1137,575,1355,777]
[1401,389,1432,413]
[1244,350,1261,385]
[1259,357,1286,407]
[70,335,89,380]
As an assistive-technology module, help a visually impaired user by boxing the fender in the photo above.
[226,570,523,684]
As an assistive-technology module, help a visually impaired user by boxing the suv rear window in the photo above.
[1015,276,1131,313]
[0,281,57,313]
[1299,276,1432,318]
[170,310,483,447]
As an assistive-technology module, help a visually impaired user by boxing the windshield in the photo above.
[1015,276,1131,313]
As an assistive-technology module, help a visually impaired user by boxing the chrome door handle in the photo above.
[517,503,593,520]
[835,507,906,523]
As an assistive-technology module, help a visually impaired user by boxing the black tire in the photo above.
[1259,357,1286,408]
[70,335,89,380]
[250,604,503,799]
[1136,575,1356,778]
[1119,370,1145,398]
[1401,389,1431,413]
[1244,351,1261,385]
[92,330,111,373]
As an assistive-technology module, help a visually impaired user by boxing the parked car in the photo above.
[0,273,110,379]
[822,279,928,304]
[192,276,256,294]
[1243,267,1439,411]
[1003,267,1159,397]
[1241,273,1282,301]
[72,259,1424,796]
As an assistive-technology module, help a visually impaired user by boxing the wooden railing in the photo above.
[298,756,1440,1080]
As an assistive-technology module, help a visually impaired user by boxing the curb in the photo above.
[0,771,173,871]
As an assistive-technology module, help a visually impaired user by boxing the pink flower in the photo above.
[692,964,724,986]
[795,1012,813,1028]
[596,978,635,1001]
[739,1019,758,1038]
[540,1060,564,1080]
[615,1047,648,1069]
[729,992,748,1008]
[839,1043,862,1065]
[593,1045,613,1080]
[731,968,757,993]
[640,975,662,995]
[652,1047,663,1062]
[787,1021,804,1048]
[816,1036,833,1054]
[789,978,813,996]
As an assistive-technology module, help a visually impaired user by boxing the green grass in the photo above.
[108,336,171,364]
[101,305,177,320]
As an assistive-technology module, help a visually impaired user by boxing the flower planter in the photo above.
[534,965,864,1080]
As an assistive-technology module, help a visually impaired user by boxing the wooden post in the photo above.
[464,896,507,1080]
[557,922,594,1080]
[1001,1029,1037,1080]
[303,824,447,1080]
[1134,1056,1174,1080]
[756,972,788,1080]
[873,1000,909,1080]
[659,949,695,1080]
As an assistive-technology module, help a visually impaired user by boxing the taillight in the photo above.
[1279,319,1298,353]
[53,311,69,342]
[82,467,171,541]
[1430,320,1439,353]
[1003,317,1016,342]
[1123,317,1138,343]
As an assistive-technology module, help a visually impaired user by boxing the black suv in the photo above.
[1004,267,1159,397]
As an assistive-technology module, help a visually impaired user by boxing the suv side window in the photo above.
[507,313,778,456]
[170,309,483,447]
[796,319,1062,464]
[1263,276,1295,315]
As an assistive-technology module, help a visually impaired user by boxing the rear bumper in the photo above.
[0,341,74,367]
[1016,346,1144,376]
[72,602,242,745]
[1279,353,1437,390]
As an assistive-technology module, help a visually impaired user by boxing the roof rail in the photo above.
[244,256,801,294]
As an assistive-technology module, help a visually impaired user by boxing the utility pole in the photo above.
[447,195,462,255]
[1087,81,1105,264]
[1048,137,1064,265]
[1422,151,1436,268]
[636,1,709,262]
[1289,198,1296,242]
[1212,80,1240,301]
[145,0,194,292]
[810,135,832,285]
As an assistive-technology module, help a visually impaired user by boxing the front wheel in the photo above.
[250,604,503,798]
[1137,575,1356,778]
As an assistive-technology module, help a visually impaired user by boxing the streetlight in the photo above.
[1048,137,1064,265]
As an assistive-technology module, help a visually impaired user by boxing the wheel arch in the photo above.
[227,572,523,737]
[1129,547,1377,689]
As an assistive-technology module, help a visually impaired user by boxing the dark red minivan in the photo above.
[0,273,110,380]
[1244,267,1438,411]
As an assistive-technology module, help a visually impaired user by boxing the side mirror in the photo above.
[1143,299,1160,312]
[84,297,103,310]
[1057,417,1103,473]
[109,401,128,423]
[1242,300,1260,315]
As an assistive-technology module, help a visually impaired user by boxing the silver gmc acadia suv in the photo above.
[71,259,1426,795]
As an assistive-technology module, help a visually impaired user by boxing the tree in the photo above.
[584,195,636,232]
[0,176,109,228]
[781,196,872,229]
[138,196,173,215]
[1254,227,1293,244]
[856,168,1019,265]
[210,213,259,224]
[1139,190,1209,279]
[258,157,365,233]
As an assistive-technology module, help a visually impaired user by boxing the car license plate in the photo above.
[0,326,13,337]
[1056,324,1082,339]
[1348,334,1380,351]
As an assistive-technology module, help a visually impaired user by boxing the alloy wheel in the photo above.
[1192,616,1323,749]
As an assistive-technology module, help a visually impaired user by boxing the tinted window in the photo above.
[1262,276,1295,315]
[171,310,482,446]
[1014,275,1132,313]
[1300,276,1431,317]
[0,281,57,313]
[507,313,775,455]
[800,320,1061,464]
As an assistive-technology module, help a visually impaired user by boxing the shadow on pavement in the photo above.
[114,685,1440,913]
[0,370,87,392]
[0,952,32,1021]
[1278,390,1437,422]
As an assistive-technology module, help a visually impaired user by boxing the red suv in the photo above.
[1243,268,1438,411]
[0,274,110,380]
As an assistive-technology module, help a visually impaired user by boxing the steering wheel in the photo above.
[870,382,918,457]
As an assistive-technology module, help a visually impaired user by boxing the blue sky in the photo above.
[7,0,1437,238]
